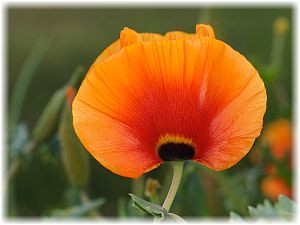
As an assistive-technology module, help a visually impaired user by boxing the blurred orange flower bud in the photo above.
[145,177,161,198]
[261,176,292,201]
[262,119,292,160]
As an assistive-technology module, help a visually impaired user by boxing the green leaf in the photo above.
[230,195,296,221]
[248,199,277,218]
[9,37,51,134]
[50,198,105,218]
[162,213,186,223]
[229,211,244,221]
[275,195,296,218]
[129,194,167,218]
[129,194,186,222]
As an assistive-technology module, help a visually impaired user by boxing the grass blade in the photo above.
[9,36,51,134]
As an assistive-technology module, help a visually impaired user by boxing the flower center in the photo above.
[156,134,196,161]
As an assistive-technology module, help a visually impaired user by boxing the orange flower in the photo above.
[72,24,267,178]
[261,176,292,201]
[262,119,292,160]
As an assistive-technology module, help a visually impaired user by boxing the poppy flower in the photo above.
[72,24,267,178]
[262,119,291,160]
[261,176,292,201]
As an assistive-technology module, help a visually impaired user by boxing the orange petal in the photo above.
[140,33,164,41]
[121,27,163,48]
[196,24,215,38]
[187,38,266,170]
[93,39,121,65]
[73,35,266,177]
[73,98,160,178]
[73,50,162,178]
[93,28,163,65]
[164,31,193,40]
[120,27,142,48]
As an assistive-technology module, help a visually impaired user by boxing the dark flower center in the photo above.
[158,142,195,161]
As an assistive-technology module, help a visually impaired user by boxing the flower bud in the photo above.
[32,66,85,145]
[262,119,292,160]
[273,17,289,34]
[261,176,291,201]
[59,86,89,190]
[32,87,65,144]
[144,177,161,198]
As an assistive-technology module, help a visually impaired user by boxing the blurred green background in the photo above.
[7,7,293,219]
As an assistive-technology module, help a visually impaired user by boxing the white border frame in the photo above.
[1,1,299,224]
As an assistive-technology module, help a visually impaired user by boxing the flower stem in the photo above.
[6,140,37,187]
[162,161,184,212]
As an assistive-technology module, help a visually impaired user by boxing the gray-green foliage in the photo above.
[50,198,105,218]
[10,124,29,158]
[129,194,186,222]
[230,195,296,221]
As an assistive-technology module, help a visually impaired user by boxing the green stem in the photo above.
[162,161,184,212]
[131,175,145,197]
[79,190,101,217]
[270,18,288,73]
[6,140,37,187]
[269,17,289,112]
